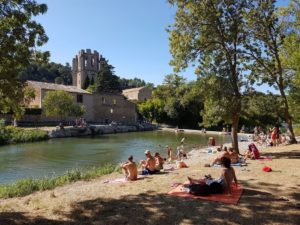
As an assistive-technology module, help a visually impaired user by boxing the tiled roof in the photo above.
[122,86,149,93]
[27,81,91,94]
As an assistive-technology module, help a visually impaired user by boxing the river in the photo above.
[0,130,231,184]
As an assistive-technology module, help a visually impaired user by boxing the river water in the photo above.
[0,131,231,184]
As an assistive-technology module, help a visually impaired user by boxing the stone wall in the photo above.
[92,93,137,124]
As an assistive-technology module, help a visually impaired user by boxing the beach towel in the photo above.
[213,162,245,167]
[103,175,145,184]
[168,182,243,205]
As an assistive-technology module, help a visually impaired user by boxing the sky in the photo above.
[35,0,288,90]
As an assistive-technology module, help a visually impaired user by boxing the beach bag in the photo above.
[188,184,210,196]
[208,182,224,194]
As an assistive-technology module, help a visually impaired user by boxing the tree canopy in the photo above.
[43,91,85,121]
[0,0,48,117]
[168,0,252,151]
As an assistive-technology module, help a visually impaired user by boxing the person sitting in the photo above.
[154,152,164,171]
[140,150,157,175]
[177,147,187,160]
[209,145,230,166]
[121,155,138,181]
[187,157,238,195]
[244,143,260,160]
[228,147,239,164]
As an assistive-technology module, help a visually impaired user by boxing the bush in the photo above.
[294,126,300,136]
[0,126,48,145]
[0,164,116,198]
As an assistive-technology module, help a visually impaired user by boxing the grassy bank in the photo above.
[0,164,118,198]
[0,126,48,144]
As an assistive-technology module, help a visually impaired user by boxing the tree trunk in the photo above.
[231,112,240,154]
[278,83,297,144]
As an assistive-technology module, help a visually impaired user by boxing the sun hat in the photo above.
[145,150,151,155]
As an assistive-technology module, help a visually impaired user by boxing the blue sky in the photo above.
[35,0,287,90]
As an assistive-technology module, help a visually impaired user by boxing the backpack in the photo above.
[188,184,210,196]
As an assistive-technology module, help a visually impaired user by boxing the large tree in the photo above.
[94,58,120,92]
[246,0,298,143]
[168,0,252,152]
[0,0,49,117]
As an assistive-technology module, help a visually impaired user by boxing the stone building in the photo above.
[72,49,101,89]
[122,86,152,101]
[21,49,138,124]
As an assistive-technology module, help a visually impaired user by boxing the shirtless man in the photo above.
[121,155,138,181]
[140,150,157,175]
[228,147,239,164]
[154,152,164,171]
[210,145,230,166]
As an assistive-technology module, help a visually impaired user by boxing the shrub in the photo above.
[0,126,48,145]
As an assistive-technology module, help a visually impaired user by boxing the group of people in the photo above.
[253,125,287,146]
[120,150,165,181]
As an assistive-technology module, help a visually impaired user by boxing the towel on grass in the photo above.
[103,175,145,184]
[168,182,243,205]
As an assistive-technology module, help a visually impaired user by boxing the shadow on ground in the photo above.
[263,148,300,159]
[0,187,299,225]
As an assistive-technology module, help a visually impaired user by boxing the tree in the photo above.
[83,76,90,89]
[0,0,48,116]
[168,0,252,152]
[95,58,120,92]
[246,0,297,143]
[54,77,64,84]
[43,91,85,121]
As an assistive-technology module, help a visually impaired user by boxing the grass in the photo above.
[0,164,119,199]
[0,126,48,145]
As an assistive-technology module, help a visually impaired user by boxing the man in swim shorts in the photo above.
[140,150,157,175]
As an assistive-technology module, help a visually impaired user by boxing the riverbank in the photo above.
[0,142,299,224]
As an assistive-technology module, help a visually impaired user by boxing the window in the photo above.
[110,108,114,114]
[113,99,117,105]
[102,97,106,104]
[84,59,88,68]
[77,94,83,103]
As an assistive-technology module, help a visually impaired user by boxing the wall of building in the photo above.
[138,88,152,101]
[92,93,137,124]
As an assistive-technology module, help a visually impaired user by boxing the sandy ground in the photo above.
[0,142,299,225]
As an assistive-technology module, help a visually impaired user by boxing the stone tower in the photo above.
[72,49,101,89]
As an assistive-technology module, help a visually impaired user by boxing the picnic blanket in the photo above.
[168,182,243,205]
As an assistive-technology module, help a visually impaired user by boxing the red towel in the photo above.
[168,182,243,205]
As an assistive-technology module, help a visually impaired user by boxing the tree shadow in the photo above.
[1,188,298,225]
[263,149,300,159]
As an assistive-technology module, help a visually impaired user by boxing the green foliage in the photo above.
[138,74,203,128]
[0,0,48,118]
[0,164,117,198]
[0,126,48,144]
[294,126,300,136]
[19,62,72,85]
[94,58,120,92]
[43,90,85,120]
[119,77,154,90]
[246,0,298,142]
